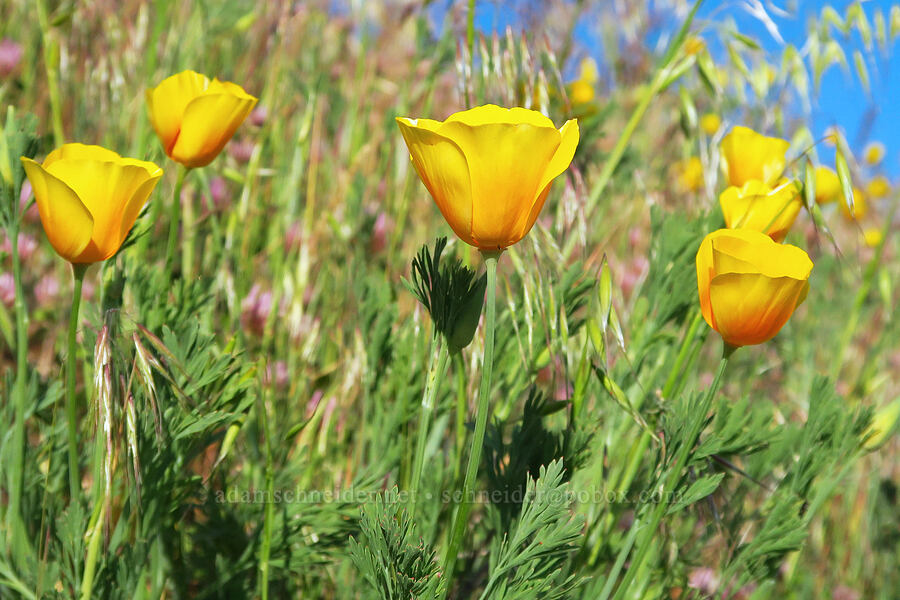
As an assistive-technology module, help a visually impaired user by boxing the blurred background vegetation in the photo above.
[0,0,898,598]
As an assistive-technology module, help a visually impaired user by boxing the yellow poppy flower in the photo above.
[683,36,706,55]
[720,126,790,187]
[863,228,883,248]
[696,228,813,347]
[578,57,599,84]
[813,166,841,205]
[146,70,257,168]
[396,105,579,250]
[570,79,595,105]
[865,175,890,199]
[700,113,721,135]
[840,187,867,221]
[675,157,704,192]
[21,144,163,264]
[863,141,885,166]
[719,179,802,242]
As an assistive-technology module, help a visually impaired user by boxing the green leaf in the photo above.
[666,473,724,514]
[481,460,584,600]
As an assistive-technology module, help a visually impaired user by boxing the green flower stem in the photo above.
[453,352,467,484]
[605,348,731,600]
[81,418,109,600]
[181,170,196,281]
[410,336,450,515]
[441,251,499,592]
[258,377,275,600]
[66,263,88,500]
[661,310,705,399]
[165,165,189,279]
[80,495,107,600]
[8,217,29,540]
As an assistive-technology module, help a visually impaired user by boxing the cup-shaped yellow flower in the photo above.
[21,144,163,263]
[719,179,802,242]
[863,141,885,166]
[814,166,841,205]
[569,58,598,104]
[720,126,790,187]
[675,157,704,192]
[839,187,867,221]
[396,105,579,250]
[864,228,883,248]
[147,70,257,168]
[865,175,890,199]
[696,229,813,347]
[700,113,721,136]
[569,79,595,105]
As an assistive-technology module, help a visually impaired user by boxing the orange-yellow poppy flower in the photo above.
[863,141,885,166]
[569,79,595,105]
[865,175,891,199]
[840,187,867,221]
[720,126,790,187]
[147,70,257,168]
[696,228,813,347]
[719,179,802,242]
[21,144,163,263]
[396,104,579,250]
[813,166,841,205]
[700,113,721,135]
[863,228,883,248]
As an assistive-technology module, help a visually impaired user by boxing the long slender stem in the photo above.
[410,336,450,515]
[453,352,467,484]
[181,170,196,281]
[66,264,88,500]
[441,251,499,592]
[8,216,29,540]
[258,375,275,600]
[165,165,188,279]
[605,350,731,600]
[81,421,109,600]
[466,0,476,61]
[80,498,106,599]
[36,0,64,147]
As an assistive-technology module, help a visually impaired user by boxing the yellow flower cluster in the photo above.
[696,126,813,348]
[22,69,257,266]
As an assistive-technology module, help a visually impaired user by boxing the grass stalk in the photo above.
[7,216,30,542]
[441,250,499,593]
[65,263,88,500]
[258,373,276,600]
[165,165,189,279]
[410,335,450,515]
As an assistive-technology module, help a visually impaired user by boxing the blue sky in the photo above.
[431,0,898,176]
